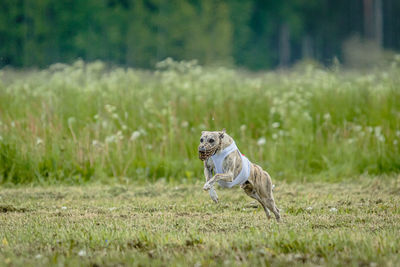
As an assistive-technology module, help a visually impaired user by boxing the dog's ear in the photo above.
[219,129,225,139]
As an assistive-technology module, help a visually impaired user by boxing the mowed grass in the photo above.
[1,177,400,266]
[0,59,400,184]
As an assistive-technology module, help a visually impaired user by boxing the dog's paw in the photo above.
[203,182,212,191]
[209,191,219,203]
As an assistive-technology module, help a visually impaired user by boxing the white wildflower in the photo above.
[257,137,266,146]
[61,206,67,210]
[94,114,99,120]
[116,131,123,140]
[394,140,398,145]
[306,206,313,211]
[35,254,42,259]
[109,207,117,211]
[112,113,119,119]
[240,124,247,131]
[303,112,312,121]
[377,135,385,142]
[272,122,280,128]
[92,140,99,146]
[329,207,338,212]
[105,135,116,143]
[67,117,76,125]
[11,121,15,128]
[139,128,147,136]
[396,130,400,137]
[105,104,116,113]
[272,133,278,140]
[323,113,331,120]
[130,131,141,141]
[36,138,43,146]
[374,126,382,135]
[181,121,189,128]
[122,124,128,131]
[78,250,86,256]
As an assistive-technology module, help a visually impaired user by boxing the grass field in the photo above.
[0,60,400,266]
[0,59,400,184]
[1,177,400,266]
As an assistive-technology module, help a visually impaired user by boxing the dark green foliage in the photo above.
[1,0,400,69]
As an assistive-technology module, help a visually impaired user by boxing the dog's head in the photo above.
[198,129,225,161]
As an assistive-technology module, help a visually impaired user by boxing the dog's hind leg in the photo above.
[254,171,281,222]
[256,194,272,219]
[241,181,271,219]
[262,197,280,222]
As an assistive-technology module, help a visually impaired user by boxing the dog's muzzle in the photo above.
[198,146,217,161]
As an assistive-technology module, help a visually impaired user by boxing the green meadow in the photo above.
[1,179,400,266]
[0,59,399,184]
[1,59,400,266]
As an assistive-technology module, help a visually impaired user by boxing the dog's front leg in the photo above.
[208,187,218,203]
[204,164,219,203]
[203,173,234,191]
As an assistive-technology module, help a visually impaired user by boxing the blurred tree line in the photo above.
[0,0,399,69]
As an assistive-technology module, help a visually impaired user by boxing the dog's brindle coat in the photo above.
[199,130,281,221]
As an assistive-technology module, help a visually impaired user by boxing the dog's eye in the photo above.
[200,138,204,143]
[209,138,214,143]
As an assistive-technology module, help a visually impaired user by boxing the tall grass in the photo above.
[0,58,399,184]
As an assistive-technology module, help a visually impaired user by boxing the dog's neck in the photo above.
[214,134,234,155]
